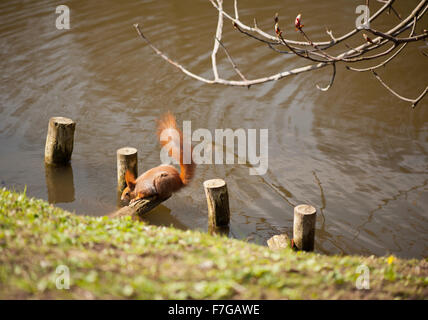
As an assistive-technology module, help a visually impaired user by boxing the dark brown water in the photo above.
[1,0,427,258]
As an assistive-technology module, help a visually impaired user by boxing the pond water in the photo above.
[1,0,427,258]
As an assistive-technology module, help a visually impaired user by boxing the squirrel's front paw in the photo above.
[129,198,141,205]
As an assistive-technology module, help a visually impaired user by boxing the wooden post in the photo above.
[293,204,317,251]
[117,147,138,195]
[204,179,230,229]
[44,117,76,165]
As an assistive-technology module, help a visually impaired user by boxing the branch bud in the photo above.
[294,13,304,31]
[363,33,374,44]
[295,13,304,31]
[274,13,282,36]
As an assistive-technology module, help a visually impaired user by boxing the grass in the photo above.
[0,187,427,299]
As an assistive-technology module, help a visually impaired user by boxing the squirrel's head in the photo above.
[120,170,137,203]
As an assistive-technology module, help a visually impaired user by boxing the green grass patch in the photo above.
[0,187,426,299]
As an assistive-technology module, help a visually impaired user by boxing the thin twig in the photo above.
[316,63,336,91]
[326,28,337,43]
[215,37,248,83]
[367,28,428,44]
[133,24,215,84]
[347,43,401,71]
[372,70,428,107]
[377,0,402,20]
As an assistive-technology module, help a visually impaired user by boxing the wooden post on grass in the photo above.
[204,179,230,231]
[293,204,317,251]
[44,117,76,165]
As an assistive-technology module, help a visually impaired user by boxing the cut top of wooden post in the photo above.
[295,204,316,216]
[117,147,138,156]
[52,117,74,125]
[203,178,226,189]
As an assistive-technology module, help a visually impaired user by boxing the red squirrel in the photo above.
[121,112,195,204]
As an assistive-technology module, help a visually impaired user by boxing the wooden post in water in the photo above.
[44,117,76,165]
[117,147,138,195]
[204,179,230,230]
[293,204,317,251]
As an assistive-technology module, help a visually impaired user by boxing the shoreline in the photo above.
[0,187,426,299]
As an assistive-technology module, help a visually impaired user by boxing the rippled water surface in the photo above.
[1,0,427,258]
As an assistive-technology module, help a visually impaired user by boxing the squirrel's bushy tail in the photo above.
[157,112,195,185]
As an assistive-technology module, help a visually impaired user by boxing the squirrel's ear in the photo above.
[125,170,136,190]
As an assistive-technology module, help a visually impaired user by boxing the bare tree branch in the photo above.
[134,22,330,86]
[347,17,418,72]
[210,0,397,48]
[134,0,428,107]
[133,23,215,84]
[211,0,224,80]
[366,28,428,44]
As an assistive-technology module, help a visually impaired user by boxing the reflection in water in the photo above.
[142,205,188,231]
[44,163,75,204]
[116,190,127,208]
